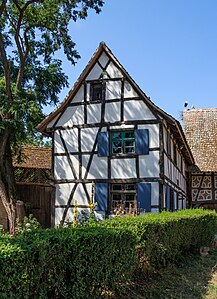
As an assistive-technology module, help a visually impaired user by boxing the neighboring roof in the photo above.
[13,146,52,169]
[183,108,217,172]
[37,42,194,165]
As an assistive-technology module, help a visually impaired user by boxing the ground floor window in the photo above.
[110,183,137,215]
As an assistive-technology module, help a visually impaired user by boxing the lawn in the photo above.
[113,249,217,299]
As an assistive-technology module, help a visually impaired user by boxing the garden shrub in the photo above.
[0,226,136,299]
[97,209,217,272]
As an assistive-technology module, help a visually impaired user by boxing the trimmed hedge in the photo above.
[97,209,217,272]
[0,227,136,299]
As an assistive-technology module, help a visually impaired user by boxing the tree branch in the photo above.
[0,0,7,18]
[0,32,12,104]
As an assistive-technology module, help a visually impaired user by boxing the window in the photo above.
[90,82,103,101]
[111,131,135,154]
[110,183,137,215]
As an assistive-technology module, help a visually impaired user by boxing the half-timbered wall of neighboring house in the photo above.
[183,109,217,210]
[191,173,217,207]
[38,43,194,226]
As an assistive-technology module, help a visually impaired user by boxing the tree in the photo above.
[0,0,104,234]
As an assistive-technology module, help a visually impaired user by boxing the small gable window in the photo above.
[90,82,103,101]
[111,131,135,154]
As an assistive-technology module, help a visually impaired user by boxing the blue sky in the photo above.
[50,0,217,122]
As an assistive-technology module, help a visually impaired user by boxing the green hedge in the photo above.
[97,209,217,272]
[0,227,136,299]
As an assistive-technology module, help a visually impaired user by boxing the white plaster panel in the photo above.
[55,208,64,226]
[47,113,60,129]
[54,155,79,180]
[124,100,156,121]
[98,51,109,68]
[55,183,74,205]
[110,124,134,130]
[178,200,182,210]
[105,102,121,123]
[82,155,108,179]
[106,61,122,78]
[86,83,91,101]
[86,63,102,80]
[73,183,90,205]
[124,81,138,98]
[164,154,168,177]
[174,192,177,210]
[87,104,101,124]
[95,211,106,220]
[54,129,78,153]
[111,158,136,179]
[163,185,166,209]
[105,80,121,100]
[151,182,159,206]
[56,106,84,127]
[138,124,159,148]
[55,208,74,226]
[139,151,159,178]
[81,127,98,152]
[151,208,159,214]
[163,126,167,151]
[70,85,84,104]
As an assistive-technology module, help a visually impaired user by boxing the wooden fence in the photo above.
[16,183,54,228]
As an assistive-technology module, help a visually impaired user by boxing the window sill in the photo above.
[110,153,136,159]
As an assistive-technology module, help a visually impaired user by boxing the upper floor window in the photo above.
[90,82,103,101]
[97,129,149,157]
[111,131,135,154]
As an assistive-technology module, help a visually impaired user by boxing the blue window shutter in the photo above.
[136,129,149,155]
[166,185,170,210]
[137,183,151,212]
[97,132,109,157]
[94,183,108,211]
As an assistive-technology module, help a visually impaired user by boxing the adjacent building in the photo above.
[183,108,217,210]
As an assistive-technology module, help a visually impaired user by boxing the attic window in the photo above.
[90,82,103,101]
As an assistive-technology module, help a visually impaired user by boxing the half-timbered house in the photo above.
[37,42,194,226]
[183,108,217,210]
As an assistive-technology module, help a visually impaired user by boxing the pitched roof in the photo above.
[37,42,194,165]
[13,146,52,169]
[183,108,217,172]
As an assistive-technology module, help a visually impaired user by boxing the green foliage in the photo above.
[15,215,41,235]
[0,226,136,299]
[97,209,217,273]
[0,0,104,146]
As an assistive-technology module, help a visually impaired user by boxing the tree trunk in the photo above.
[0,128,17,235]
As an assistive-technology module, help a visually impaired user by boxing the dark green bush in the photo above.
[97,209,217,272]
[0,227,136,299]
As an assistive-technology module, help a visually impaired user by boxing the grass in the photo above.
[112,249,217,299]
